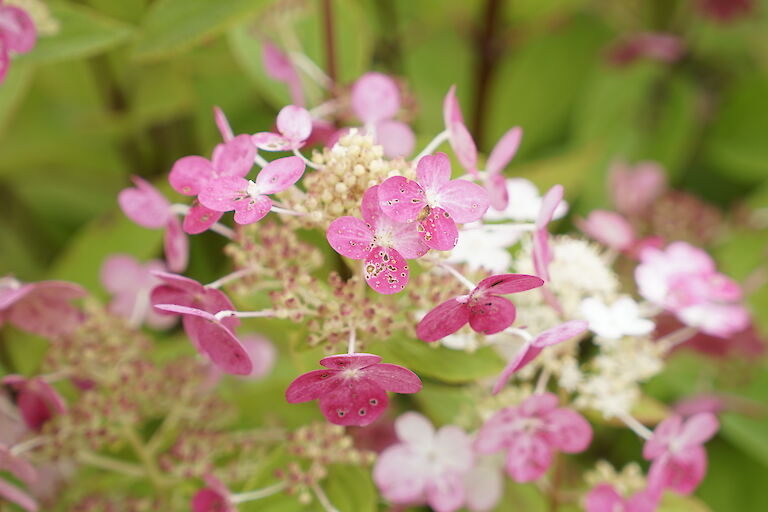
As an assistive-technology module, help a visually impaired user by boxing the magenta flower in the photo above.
[635,241,749,337]
[252,105,312,151]
[0,478,37,512]
[373,412,474,512]
[198,156,305,225]
[378,153,489,250]
[493,320,588,394]
[2,376,66,432]
[416,273,544,341]
[153,304,252,376]
[475,393,592,482]
[585,483,658,512]
[192,475,235,512]
[643,413,718,496]
[327,184,428,294]
[262,40,304,106]
[443,86,478,176]
[0,1,36,84]
[118,176,189,272]
[532,184,564,282]
[0,278,85,337]
[610,161,666,216]
[576,210,637,253]
[285,353,422,427]
[484,126,523,211]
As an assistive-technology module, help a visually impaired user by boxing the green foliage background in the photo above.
[1,0,767,510]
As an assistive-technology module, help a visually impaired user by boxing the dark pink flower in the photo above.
[378,153,489,250]
[443,86,478,176]
[118,176,188,272]
[2,376,66,432]
[261,40,304,106]
[532,185,564,282]
[608,33,685,67]
[0,278,85,337]
[610,161,666,216]
[484,127,523,211]
[643,413,718,496]
[416,274,544,341]
[192,475,235,512]
[285,353,422,427]
[585,483,658,512]
[577,210,636,252]
[0,1,36,84]
[327,185,428,294]
[475,393,592,482]
[252,105,312,151]
[198,156,305,225]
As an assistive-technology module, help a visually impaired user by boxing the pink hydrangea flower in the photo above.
[416,274,544,341]
[118,176,188,272]
[378,153,489,250]
[443,86,478,176]
[285,353,422,427]
[475,393,592,482]
[2,376,66,432]
[101,255,176,330]
[262,40,304,106]
[532,184,564,282]
[0,1,36,84]
[252,105,312,151]
[610,161,666,216]
[327,184,428,294]
[493,320,588,394]
[192,475,235,512]
[643,413,718,496]
[207,335,276,386]
[577,210,636,252]
[373,412,474,512]
[484,126,523,211]
[635,241,749,337]
[198,156,305,225]
[585,483,658,512]
[0,277,85,337]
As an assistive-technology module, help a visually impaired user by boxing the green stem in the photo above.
[123,425,167,489]
[77,451,145,478]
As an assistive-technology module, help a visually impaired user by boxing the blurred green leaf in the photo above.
[659,493,711,512]
[325,464,377,512]
[0,62,34,135]
[720,413,768,469]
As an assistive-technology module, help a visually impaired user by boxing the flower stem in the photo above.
[232,482,288,504]
[506,326,534,342]
[535,368,551,395]
[617,412,653,441]
[414,130,449,162]
[292,148,321,170]
[271,205,307,216]
[658,326,698,352]
[431,261,475,292]
[214,309,276,321]
[77,451,146,478]
[206,268,256,289]
[122,425,167,489]
[348,327,357,355]
[311,482,340,512]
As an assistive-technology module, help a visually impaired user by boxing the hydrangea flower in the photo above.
[416,273,544,341]
[585,483,658,512]
[118,176,188,272]
[484,178,569,222]
[635,241,749,337]
[577,210,637,253]
[643,413,718,496]
[261,40,304,106]
[252,105,312,151]
[378,153,489,250]
[0,277,85,337]
[285,353,422,427]
[442,86,478,176]
[475,392,592,482]
[207,335,276,385]
[446,223,521,273]
[192,475,235,512]
[373,412,474,512]
[0,1,36,84]
[610,161,666,216]
[326,184,428,294]
[199,156,305,225]
[580,297,654,340]
[2,375,66,432]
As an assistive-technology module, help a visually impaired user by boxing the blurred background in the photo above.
[1,0,767,510]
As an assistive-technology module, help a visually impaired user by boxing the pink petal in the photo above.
[610,161,666,216]
[255,156,305,194]
[577,210,636,251]
[233,195,272,225]
[643,415,683,460]
[0,479,38,512]
[213,106,233,142]
[468,295,516,335]
[416,298,470,342]
[251,132,292,152]
[276,105,312,143]
[378,176,426,223]
[486,172,509,211]
[388,218,430,259]
[261,40,304,106]
[101,254,145,294]
[486,127,523,175]
[151,271,203,296]
[416,153,452,193]
[182,203,223,234]
[449,121,478,175]
[532,320,588,348]
[419,207,459,250]
[238,335,276,379]
[374,444,429,503]
[198,176,248,212]
[5,282,85,337]
[164,216,189,273]
[319,377,389,426]
[476,274,544,295]
[464,462,504,512]
[320,353,382,370]
[679,413,719,447]
[211,134,256,177]
[532,229,552,281]
[351,72,400,124]
[426,472,466,512]
[475,408,520,453]
[360,184,383,226]
[394,412,435,446]
[327,216,374,259]
[0,46,8,84]
[0,6,36,53]
[285,369,339,403]
[647,446,707,495]
[585,483,625,512]
[493,342,541,395]
[118,176,170,229]
[375,120,415,158]
[437,179,489,223]
[0,445,37,485]
[536,185,564,229]
[505,434,553,482]
[442,85,464,127]
[364,246,410,294]
[363,363,422,393]
[192,488,233,512]
[543,407,592,453]
[169,156,213,196]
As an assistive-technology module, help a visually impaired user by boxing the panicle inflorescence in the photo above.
[585,460,647,497]
[287,422,376,465]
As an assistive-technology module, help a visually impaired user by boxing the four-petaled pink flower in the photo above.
[373,412,474,512]
[585,483,658,512]
[475,392,592,482]
[2,375,66,432]
[635,241,749,337]
[443,86,478,176]
[118,176,188,272]
[416,273,544,341]
[199,156,305,225]
[0,1,36,84]
[643,413,718,496]
[192,475,235,512]
[0,277,85,337]
[483,126,523,211]
[378,153,489,250]
[252,105,312,151]
[285,353,422,427]
[327,184,428,294]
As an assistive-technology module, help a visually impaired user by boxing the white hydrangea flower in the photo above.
[580,296,655,340]
[484,178,569,222]
[447,222,523,273]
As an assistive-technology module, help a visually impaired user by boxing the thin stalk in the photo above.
[123,425,166,489]
[206,268,256,289]
[432,261,476,292]
[77,451,145,478]
[292,148,321,170]
[311,481,340,512]
[617,412,653,441]
[348,327,357,355]
[414,130,449,162]
[320,0,338,87]
[214,310,276,321]
[535,368,551,395]
[658,326,698,352]
[232,482,288,503]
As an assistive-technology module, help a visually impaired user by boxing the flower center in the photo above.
[245,180,262,198]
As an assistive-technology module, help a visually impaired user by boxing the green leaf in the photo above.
[658,493,712,512]
[132,0,269,62]
[324,464,377,512]
[720,413,768,469]
[0,62,34,135]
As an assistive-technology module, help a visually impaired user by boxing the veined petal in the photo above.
[486,126,522,175]
[376,120,415,158]
[0,478,38,512]
[182,203,223,234]
[364,363,422,393]
[532,320,588,348]
[468,295,516,335]
[251,132,292,152]
[504,434,553,482]
[426,471,466,512]
[679,413,719,447]
[536,185,564,229]
[320,353,382,370]
[233,195,272,225]
[213,106,233,142]
[255,156,305,194]
[318,378,389,426]
[486,172,509,211]
[378,176,426,223]
[416,298,470,342]
[0,6,36,53]
[394,412,435,448]
[448,121,477,175]
[416,153,452,193]
[543,407,592,453]
[276,105,312,143]
[493,342,541,395]
[351,72,400,124]
[361,184,383,226]
[198,176,248,212]
[438,179,489,223]
[285,369,340,403]
[389,218,430,259]
[164,216,189,273]
[327,216,374,259]
[118,176,170,229]
[443,85,465,126]
[475,274,544,295]
[211,134,256,177]
[364,246,409,294]
[169,156,213,196]
[374,445,429,503]
[585,484,625,512]
[419,207,459,250]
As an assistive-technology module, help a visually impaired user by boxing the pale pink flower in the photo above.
[262,40,304,106]
[378,153,489,250]
[462,455,504,512]
[2,376,66,432]
[0,1,36,84]
[373,412,474,512]
[192,475,235,512]
[118,176,188,272]
[585,483,658,512]
[326,185,428,294]
[443,86,478,176]
[610,161,666,216]
[643,413,718,495]
[198,156,305,225]
[252,105,313,151]
[532,185,564,282]
[475,393,592,482]
[484,127,523,211]
[416,274,544,341]
[0,278,85,337]
[285,353,421,427]
[577,210,636,252]
[100,255,175,330]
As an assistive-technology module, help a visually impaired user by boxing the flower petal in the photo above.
[585,483,625,512]
[475,274,544,295]
[543,407,593,453]
[443,85,464,126]
[211,134,256,177]
[189,317,252,375]
[416,153,452,193]
[164,216,189,273]
[233,195,272,225]
[448,121,477,175]
[118,176,170,229]
[276,105,312,143]
[251,132,292,152]
[389,219,430,259]
[285,369,340,403]
[213,106,233,142]
[351,72,400,124]
[394,412,435,447]
[169,156,213,196]
[426,471,466,512]
[364,247,409,294]
[679,413,719,447]
[319,377,389,426]
[486,126,522,175]
[378,176,426,223]
[416,298,470,342]
[182,203,223,235]
[0,478,38,512]
[360,184,383,226]
[485,172,509,211]
[320,353,382,370]
[327,216,374,259]
[0,6,36,53]
[468,295,516,335]
[532,320,588,348]
[577,210,636,251]
[492,342,541,395]
[437,179,489,223]
[376,120,415,158]
[5,282,85,337]
[505,434,553,482]
[374,445,429,503]
[463,461,504,512]
[198,176,248,212]
[363,363,422,393]
[536,185,564,229]
[255,156,305,194]
[419,207,459,250]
